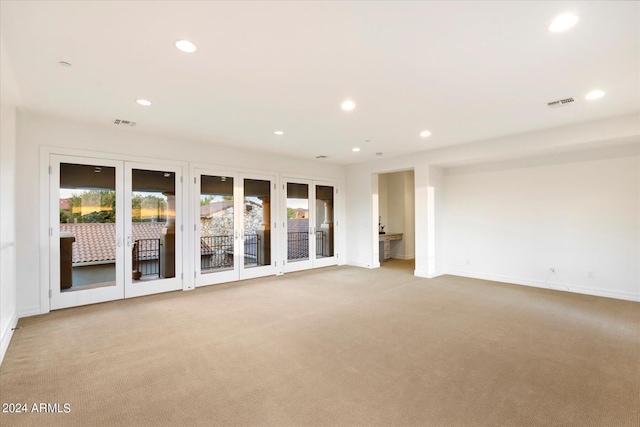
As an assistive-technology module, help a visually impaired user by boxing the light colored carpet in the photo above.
[1,260,638,426]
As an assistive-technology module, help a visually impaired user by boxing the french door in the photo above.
[283,178,337,273]
[50,155,183,309]
[194,169,277,287]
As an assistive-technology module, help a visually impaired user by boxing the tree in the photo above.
[132,194,167,222]
[65,190,116,223]
[200,195,215,206]
[287,207,296,219]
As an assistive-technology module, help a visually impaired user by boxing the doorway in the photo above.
[50,155,184,309]
[194,169,277,287]
[377,170,415,269]
[282,178,337,273]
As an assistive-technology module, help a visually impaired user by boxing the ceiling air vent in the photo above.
[114,119,137,127]
[547,97,575,108]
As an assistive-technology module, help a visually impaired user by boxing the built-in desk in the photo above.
[379,233,402,262]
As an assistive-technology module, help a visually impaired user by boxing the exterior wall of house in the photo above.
[200,201,263,237]
[15,111,346,317]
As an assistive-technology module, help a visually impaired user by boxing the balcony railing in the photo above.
[134,231,328,273]
[132,238,160,279]
[200,234,260,270]
[287,231,325,261]
[201,235,234,270]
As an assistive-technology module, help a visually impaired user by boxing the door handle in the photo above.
[127,235,131,247]
[235,231,239,240]
[117,235,122,247]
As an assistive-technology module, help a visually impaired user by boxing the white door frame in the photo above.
[194,169,278,287]
[238,173,278,280]
[124,161,184,299]
[282,178,338,273]
[50,155,125,310]
[193,169,240,287]
[47,150,187,311]
[310,180,338,269]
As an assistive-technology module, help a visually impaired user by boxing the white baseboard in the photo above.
[1,310,18,366]
[18,306,44,318]
[446,269,640,302]
[429,270,446,279]
[347,261,376,269]
[414,269,428,278]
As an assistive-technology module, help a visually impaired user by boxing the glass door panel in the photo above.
[240,177,276,279]
[313,183,337,268]
[243,179,269,268]
[195,171,239,286]
[130,169,175,282]
[315,185,334,259]
[125,164,183,298]
[200,175,235,273]
[284,181,313,272]
[283,179,337,273]
[51,157,125,310]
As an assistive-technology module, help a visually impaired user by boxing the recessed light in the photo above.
[420,130,432,138]
[341,100,356,111]
[352,147,361,152]
[136,99,152,106]
[585,90,605,100]
[175,40,197,53]
[549,13,579,32]
[274,130,284,135]
[58,61,72,68]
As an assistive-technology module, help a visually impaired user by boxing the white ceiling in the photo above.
[1,1,638,165]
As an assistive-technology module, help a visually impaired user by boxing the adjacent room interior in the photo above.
[0,1,638,426]
[377,170,415,269]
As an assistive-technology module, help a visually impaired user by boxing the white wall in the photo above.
[403,171,415,260]
[428,166,444,275]
[444,155,640,301]
[16,111,346,316]
[1,104,18,364]
[378,174,388,232]
[386,172,405,238]
[346,114,640,300]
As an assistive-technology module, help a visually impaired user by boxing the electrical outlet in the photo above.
[466,258,471,265]
[587,271,595,279]
[550,268,555,273]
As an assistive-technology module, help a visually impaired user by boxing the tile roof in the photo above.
[200,201,234,218]
[287,218,309,232]
[60,222,166,264]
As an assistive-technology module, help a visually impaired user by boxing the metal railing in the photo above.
[315,230,325,258]
[132,238,160,279]
[200,234,261,270]
[243,233,260,267]
[287,231,309,260]
[287,230,325,260]
[201,235,234,270]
